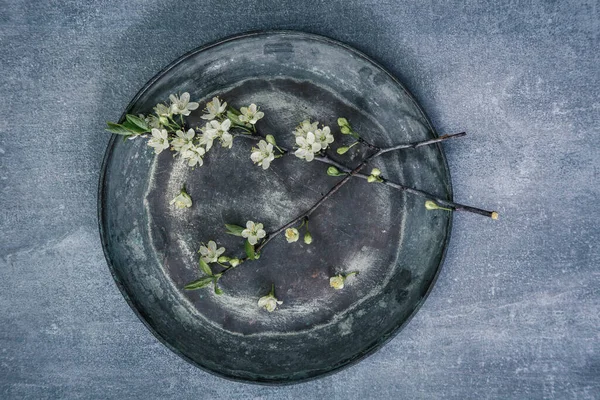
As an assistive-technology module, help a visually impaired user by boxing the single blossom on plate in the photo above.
[182,145,206,167]
[169,188,192,209]
[250,140,276,170]
[238,104,265,125]
[258,285,282,312]
[329,272,358,290]
[199,240,226,264]
[285,228,299,243]
[201,97,227,120]
[294,132,322,161]
[169,92,199,116]
[147,128,170,154]
[313,126,334,150]
[329,275,345,290]
[242,220,266,245]
[171,129,195,153]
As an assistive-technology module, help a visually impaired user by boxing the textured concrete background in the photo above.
[1,0,598,399]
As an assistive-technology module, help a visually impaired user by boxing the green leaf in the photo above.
[126,114,150,131]
[198,258,213,276]
[184,276,213,290]
[122,120,148,134]
[244,240,256,260]
[106,122,133,136]
[225,224,245,236]
[227,111,242,125]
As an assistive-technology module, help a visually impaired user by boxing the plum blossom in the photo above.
[250,140,276,170]
[294,132,322,161]
[148,128,170,154]
[199,241,226,264]
[201,97,227,120]
[238,104,265,125]
[169,92,199,116]
[242,221,266,245]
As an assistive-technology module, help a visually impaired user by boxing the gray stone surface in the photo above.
[0,0,598,398]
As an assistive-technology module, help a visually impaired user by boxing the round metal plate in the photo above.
[98,31,452,384]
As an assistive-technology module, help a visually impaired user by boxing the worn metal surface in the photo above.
[100,32,452,383]
[1,0,598,398]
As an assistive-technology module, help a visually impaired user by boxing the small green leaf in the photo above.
[244,240,256,260]
[184,276,213,290]
[199,258,213,276]
[122,120,148,134]
[106,122,133,136]
[126,114,150,131]
[225,224,245,236]
[227,111,242,125]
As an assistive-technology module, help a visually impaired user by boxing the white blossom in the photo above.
[241,221,266,245]
[148,128,170,154]
[169,92,199,116]
[198,123,218,151]
[220,132,233,148]
[258,293,282,312]
[294,120,319,138]
[199,241,225,264]
[238,104,265,125]
[250,140,275,170]
[285,228,299,243]
[313,126,334,150]
[182,145,206,167]
[329,275,345,290]
[171,129,195,153]
[294,132,322,161]
[201,97,227,120]
[169,190,192,209]
[154,103,172,117]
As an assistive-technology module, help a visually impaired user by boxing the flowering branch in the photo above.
[107,92,499,308]
[236,131,496,218]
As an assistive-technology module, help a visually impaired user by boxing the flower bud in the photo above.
[367,175,377,183]
[336,146,350,155]
[159,116,169,125]
[304,231,313,244]
[425,200,452,212]
[266,134,277,146]
[370,168,381,176]
[340,126,351,134]
[229,258,240,267]
[337,117,349,127]
[425,200,439,210]
[327,166,344,176]
[218,256,230,263]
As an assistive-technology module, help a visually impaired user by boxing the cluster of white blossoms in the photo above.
[293,120,334,162]
[141,94,265,169]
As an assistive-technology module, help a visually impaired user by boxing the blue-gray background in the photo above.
[1,0,598,399]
